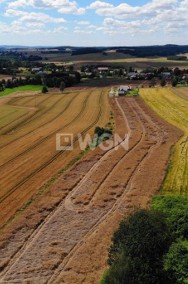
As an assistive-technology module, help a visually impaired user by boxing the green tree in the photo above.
[149,78,156,87]
[42,85,48,93]
[152,195,188,239]
[106,210,172,284]
[118,68,123,77]
[59,81,65,92]
[172,77,178,87]
[74,71,81,83]
[81,66,85,72]
[160,78,166,87]
[164,240,188,284]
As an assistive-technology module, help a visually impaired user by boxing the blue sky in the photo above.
[0,0,187,46]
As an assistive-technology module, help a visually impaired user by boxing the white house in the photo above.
[118,85,131,96]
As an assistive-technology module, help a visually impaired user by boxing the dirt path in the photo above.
[0,97,181,284]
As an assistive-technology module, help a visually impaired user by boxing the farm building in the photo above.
[127,72,138,79]
[118,85,132,96]
[109,86,132,97]
[98,67,109,72]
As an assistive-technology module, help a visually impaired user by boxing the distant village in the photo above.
[1,59,188,92]
[78,65,188,83]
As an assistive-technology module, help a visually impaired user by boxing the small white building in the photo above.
[118,85,131,96]
[98,67,109,72]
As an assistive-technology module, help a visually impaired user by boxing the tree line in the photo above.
[101,195,188,284]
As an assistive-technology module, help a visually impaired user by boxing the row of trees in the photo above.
[102,195,188,284]
[0,70,81,93]
[148,77,181,88]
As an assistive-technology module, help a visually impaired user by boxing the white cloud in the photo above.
[74,29,94,34]
[1,0,188,44]
[88,0,178,18]
[7,0,85,15]
[88,1,113,9]
[5,9,66,24]
[77,21,90,25]
[8,0,34,9]
[26,22,45,28]
[48,26,67,33]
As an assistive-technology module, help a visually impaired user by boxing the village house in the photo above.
[118,85,132,96]
[127,72,138,79]
[161,72,171,79]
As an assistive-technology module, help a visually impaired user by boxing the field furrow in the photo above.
[140,87,188,195]
[0,88,110,228]
[0,94,180,284]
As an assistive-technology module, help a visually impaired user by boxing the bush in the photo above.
[103,196,188,284]
[152,195,188,238]
[106,210,172,284]
[42,85,48,93]
[60,81,65,92]
[164,239,188,284]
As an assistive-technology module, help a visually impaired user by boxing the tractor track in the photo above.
[0,90,104,279]
[0,94,64,135]
[0,110,17,121]
[48,97,164,283]
[0,96,165,284]
[0,92,84,169]
[0,92,79,150]
[0,95,50,131]
[0,90,102,208]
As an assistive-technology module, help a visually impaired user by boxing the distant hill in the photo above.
[1,44,188,57]
[53,44,188,57]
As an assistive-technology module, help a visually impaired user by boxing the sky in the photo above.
[0,0,187,46]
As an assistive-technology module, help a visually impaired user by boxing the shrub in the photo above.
[42,85,48,93]
[102,196,188,284]
[164,239,188,284]
[152,195,188,238]
[106,210,172,284]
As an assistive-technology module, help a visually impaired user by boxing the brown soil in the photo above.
[0,96,181,283]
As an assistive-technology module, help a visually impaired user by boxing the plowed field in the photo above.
[0,93,181,283]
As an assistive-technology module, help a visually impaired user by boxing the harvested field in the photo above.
[140,87,188,195]
[172,87,188,101]
[0,88,110,228]
[0,93,181,283]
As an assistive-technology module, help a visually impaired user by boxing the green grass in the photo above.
[126,88,139,96]
[177,83,188,87]
[0,85,42,97]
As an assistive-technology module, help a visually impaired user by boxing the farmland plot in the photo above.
[172,87,188,101]
[0,88,110,228]
[140,87,188,195]
[0,94,181,284]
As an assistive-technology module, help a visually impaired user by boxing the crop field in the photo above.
[173,87,188,101]
[140,87,188,195]
[0,85,42,97]
[0,90,181,283]
[0,88,110,228]
[43,53,188,69]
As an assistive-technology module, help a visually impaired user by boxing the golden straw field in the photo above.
[140,87,188,195]
[0,88,110,228]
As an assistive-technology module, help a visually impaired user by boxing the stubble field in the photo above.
[140,87,188,195]
[0,87,181,283]
[0,88,110,229]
